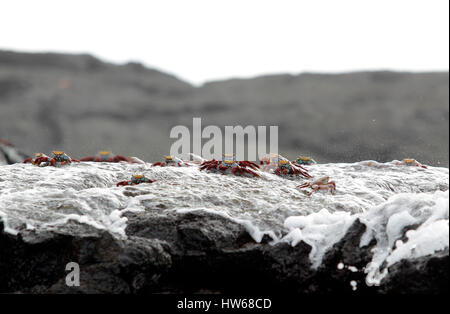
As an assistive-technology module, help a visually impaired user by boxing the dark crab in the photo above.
[116,174,156,187]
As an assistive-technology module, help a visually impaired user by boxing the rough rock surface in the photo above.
[1,213,447,294]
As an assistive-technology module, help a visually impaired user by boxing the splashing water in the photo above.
[0,160,448,286]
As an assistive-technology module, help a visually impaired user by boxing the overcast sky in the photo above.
[1,0,448,85]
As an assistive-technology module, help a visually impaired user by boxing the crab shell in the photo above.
[313,176,330,185]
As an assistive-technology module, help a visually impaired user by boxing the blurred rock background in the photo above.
[0,50,448,165]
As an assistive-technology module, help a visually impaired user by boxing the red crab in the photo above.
[33,151,79,167]
[80,151,130,163]
[259,153,282,172]
[24,153,48,165]
[274,158,312,178]
[116,174,156,187]
[200,154,260,177]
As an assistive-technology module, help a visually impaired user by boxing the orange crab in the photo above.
[395,159,427,169]
[32,151,79,167]
[297,176,336,195]
[274,158,312,178]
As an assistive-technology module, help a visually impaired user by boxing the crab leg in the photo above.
[292,166,312,178]
[242,167,260,177]
[329,181,336,194]
[297,182,310,189]
[239,161,260,170]
[80,156,95,161]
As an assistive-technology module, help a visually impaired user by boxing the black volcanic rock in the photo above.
[0,220,171,294]
[1,211,447,294]
[379,249,449,294]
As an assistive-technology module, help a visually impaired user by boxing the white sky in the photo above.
[1,0,448,85]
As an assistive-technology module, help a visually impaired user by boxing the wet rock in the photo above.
[0,220,171,294]
[379,249,449,294]
[0,211,448,294]
[309,219,378,294]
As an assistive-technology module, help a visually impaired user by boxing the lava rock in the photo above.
[0,220,171,294]
[1,210,448,294]
[379,249,449,294]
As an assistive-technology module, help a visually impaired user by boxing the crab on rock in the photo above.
[200,154,260,177]
[152,155,191,167]
[116,174,156,187]
[395,158,427,169]
[293,156,316,166]
[24,153,48,165]
[274,158,312,178]
[32,151,79,167]
[80,151,130,163]
[259,153,284,172]
[297,176,336,195]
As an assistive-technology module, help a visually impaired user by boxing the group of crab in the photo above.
[150,153,335,195]
[23,150,142,166]
[22,150,428,195]
[259,153,336,195]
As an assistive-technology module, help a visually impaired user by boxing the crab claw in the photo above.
[34,156,48,165]
[23,157,34,164]
[116,181,130,187]
[218,164,228,171]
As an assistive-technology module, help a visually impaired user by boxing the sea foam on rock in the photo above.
[0,161,448,293]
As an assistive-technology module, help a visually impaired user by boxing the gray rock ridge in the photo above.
[1,212,447,294]
[0,50,448,166]
[0,140,29,165]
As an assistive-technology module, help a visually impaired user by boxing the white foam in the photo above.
[360,190,449,285]
[283,208,356,268]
